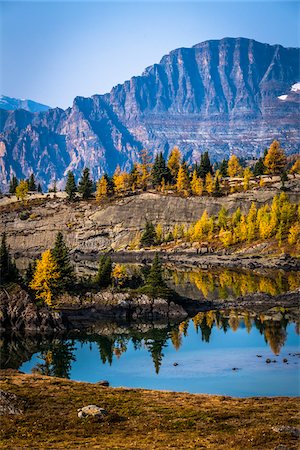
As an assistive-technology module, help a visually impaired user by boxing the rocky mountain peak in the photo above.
[0,37,299,190]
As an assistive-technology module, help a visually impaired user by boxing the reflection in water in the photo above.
[32,340,76,378]
[1,311,298,379]
[167,268,300,299]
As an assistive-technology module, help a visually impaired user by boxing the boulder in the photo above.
[272,426,300,438]
[0,390,23,415]
[77,405,108,419]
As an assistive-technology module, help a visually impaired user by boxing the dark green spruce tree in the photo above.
[96,255,112,288]
[253,158,265,176]
[151,152,171,187]
[24,261,36,288]
[65,171,77,201]
[28,173,37,191]
[78,168,93,200]
[51,232,74,290]
[141,253,173,298]
[219,159,229,177]
[37,183,43,193]
[103,173,115,194]
[9,175,19,194]
[199,151,213,179]
[213,176,221,197]
[0,233,18,284]
[140,221,157,247]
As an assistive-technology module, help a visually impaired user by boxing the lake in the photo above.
[2,310,298,397]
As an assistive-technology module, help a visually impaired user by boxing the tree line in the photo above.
[7,140,300,202]
[137,193,300,250]
[0,231,171,305]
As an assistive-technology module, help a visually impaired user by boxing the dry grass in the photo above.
[0,371,299,449]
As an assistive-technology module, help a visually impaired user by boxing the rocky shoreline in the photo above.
[1,284,299,334]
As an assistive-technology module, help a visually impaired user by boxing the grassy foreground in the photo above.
[0,371,299,449]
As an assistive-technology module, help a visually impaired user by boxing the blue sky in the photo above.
[1,1,299,109]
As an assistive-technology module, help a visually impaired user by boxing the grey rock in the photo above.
[272,426,300,438]
[97,380,109,387]
[0,390,23,415]
[77,405,108,419]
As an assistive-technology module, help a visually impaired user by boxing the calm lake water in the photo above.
[14,312,300,397]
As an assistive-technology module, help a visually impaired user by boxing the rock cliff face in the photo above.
[0,37,299,190]
[1,180,299,259]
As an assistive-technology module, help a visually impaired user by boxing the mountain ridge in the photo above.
[0,37,299,190]
[0,95,50,113]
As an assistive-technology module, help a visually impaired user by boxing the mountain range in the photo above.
[0,95,50,113]
[0,37,299,191]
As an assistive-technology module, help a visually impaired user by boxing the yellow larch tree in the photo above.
[192,210,211,241]
[138,149,152,190]
[96,176,108,203]
[191,169,203,196]
[167,146,182,180]
[264,140,287,176]
[15,179,29,201]
[290,159,300,177]
[243,167,252,191]
[176,163,190,195]
[113,165,128,194]
[246,202,257,241]
[112,263,128,286]
[219,228,232,247]
[228,155,242,178]
[30,249,60,307]
[155,223,163,244]
[205,172,214,195]
[288,223,300,246]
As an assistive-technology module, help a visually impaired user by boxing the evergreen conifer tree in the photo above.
[37,183,43,193]
[103,173,115,194]
[151,152,171,187]
[253,158,265,176]
[24,261,36,287]
[145,253,164,287]
[140,221,157,247]
[9,175,19,194]
[78,168,93,199]
[0,233,18,284]
[96,255,112,288]
[219,159,228,177]
[199,151,213,179]
[213,175,221,196]
[65,171,77,201]
[28,173,37,191]
[51,232,74,290]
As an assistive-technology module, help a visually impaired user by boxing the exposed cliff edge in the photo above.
[0,37,299,190]
[1,179,299,261]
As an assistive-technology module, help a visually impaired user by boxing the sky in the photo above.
[0,0,299,109]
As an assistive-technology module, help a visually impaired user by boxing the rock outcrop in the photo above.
[0,286,188,334]
[0,37,299,190]
[0,286,64,333]
[1,180,299,258]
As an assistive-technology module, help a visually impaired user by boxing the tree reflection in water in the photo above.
[1,310,298,377]
[167,268,300,299]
